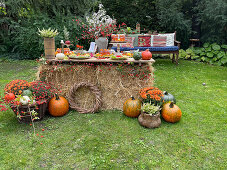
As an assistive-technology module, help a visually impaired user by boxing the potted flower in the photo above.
[3,80,58,123]
[138,103,161,128]
[38,28,59,60]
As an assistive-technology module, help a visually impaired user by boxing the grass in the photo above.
[0,59,226,169]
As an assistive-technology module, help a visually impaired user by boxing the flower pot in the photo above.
[138,112,161,128]
[44,37,55,60]
[11,101,48,123]
[95,37,108,52]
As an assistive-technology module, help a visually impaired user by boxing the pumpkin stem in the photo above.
[55,93,60,100]
[131,96,135,100]
[169,101,174,108]
[164,91,168,95]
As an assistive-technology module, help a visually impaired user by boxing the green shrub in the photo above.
[179,43,227,66]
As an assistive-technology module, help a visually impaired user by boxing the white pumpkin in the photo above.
[20,96,31,105]
[56,53,65,60]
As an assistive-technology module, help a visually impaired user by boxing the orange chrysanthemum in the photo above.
[4,79,30,95]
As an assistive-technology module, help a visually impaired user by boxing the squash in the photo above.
[161,102,182,123]
[22,90,32,97]
[162,91,176,104]
[56,53,65,60]
[48,94,69,117]
[4,93,15,102]
[20,96,31,105]
[141,49,152,60]
[133,51,142,60]
[123,96,141,117]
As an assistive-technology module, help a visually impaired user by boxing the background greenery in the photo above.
[0,59,226,169]
[1,0,226,59]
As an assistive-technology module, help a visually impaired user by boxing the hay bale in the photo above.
[38,63,154,110]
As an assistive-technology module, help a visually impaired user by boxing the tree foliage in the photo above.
[0,0,98,59]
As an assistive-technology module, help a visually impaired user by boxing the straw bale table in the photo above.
[38,57,155,111]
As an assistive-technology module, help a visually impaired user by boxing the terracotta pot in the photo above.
[138,112,161,128]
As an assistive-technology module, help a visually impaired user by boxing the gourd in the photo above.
[123,96,141,117]
[48,94,69,117]
[133,51,142,60]
[4,93,15,101]
[20,96,31,105]
[162,91,176,104]
[56,53,65,60]
[141,49,152,60]
[22,90,32,97]
[161,102,182,123]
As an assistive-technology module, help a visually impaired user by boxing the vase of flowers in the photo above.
[75,4,122,52]
[138,103,161,128]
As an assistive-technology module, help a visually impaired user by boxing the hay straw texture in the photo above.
[37,63,154,111]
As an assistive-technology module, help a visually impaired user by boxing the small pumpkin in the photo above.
[4,93,15,102]
[123,96,141,117]
[20,96,31,105]
[162,91,176,104]
[133,51,142,60]
[161,102,182,123]
[22,89,32,97]
[48,94,69,117]
[56,53,65,60]
[141,49,152,60]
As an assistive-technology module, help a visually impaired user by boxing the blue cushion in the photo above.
[111,46,179,52]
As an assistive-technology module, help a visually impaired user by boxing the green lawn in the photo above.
[0,59,226,169]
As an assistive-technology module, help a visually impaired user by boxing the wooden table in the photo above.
[50,57,155,66]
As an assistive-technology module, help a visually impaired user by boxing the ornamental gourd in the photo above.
[123,96,141,117]
[161,102,182,123]
[162,91,176,104]
[20,96,31,105]
[22,90,32,96]
[48,94,69,117]
[133,51,142,60]
[141,49,152,60]
[56,53,65,60]
[4,93,15,102]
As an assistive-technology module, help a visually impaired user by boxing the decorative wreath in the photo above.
[68,82,102,113]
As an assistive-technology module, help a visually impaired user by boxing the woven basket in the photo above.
[11,101,48,123]
[138,112,161,128]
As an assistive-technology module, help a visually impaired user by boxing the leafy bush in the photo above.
[179,43,227,66]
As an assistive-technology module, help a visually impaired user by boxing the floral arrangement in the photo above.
[4,79,30,95]
[1,80,59,123]
[75,4,126,40]
[139,87,164,105]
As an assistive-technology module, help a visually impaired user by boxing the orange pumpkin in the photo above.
[141,49,152,60]
[48,94,69,117]
[123,96,141,117]
[161,102,182,123]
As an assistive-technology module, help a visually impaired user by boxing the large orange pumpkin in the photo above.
[141,49,152,60]
[123,96,141,117]
[161,102,182,123]
[48,94,69,117]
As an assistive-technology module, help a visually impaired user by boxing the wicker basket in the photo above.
[11,101,48,123]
